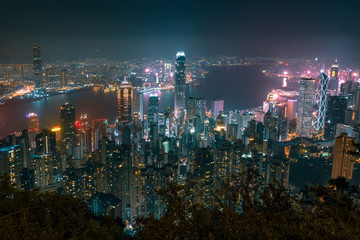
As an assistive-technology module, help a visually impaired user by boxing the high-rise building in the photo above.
[18,130,30,169]
[197,98,207,120]
[35,129,56,155]
[60,103,77,155]
[148,93,159,124]
[187,97,197,120]
[335,123,358,139]
[134,90,144,121]
[164,107,174,137]
[286,99,297,120]
[324,96,347,140]
[174,51,186,119]
[33,45,42,88]
[296,78,316,137]
[0,145,22,185]
[117,80,133,145]
[353,89,360,123]
[92,118,108,151]
[312,73,329,132]
[26,112,40,148]
[328,59,339,92]
[211,98,224,119]
[60,69,68,88]
[331,133,356,180]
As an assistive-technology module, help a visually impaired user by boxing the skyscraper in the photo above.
[92,118,108,151]
[312,73,329,132]
[197,98,207,120]
[148,93,159,124]
[286,99,297,120]
[26,112,40,149]
[187,97,197,120]
[60,69,68,88]
[328,59,339,92]
[35,129,56,155]
[133,90,144,121]
[354,89,360,123]
[296,77,316,137]
[211,98,224,118]
[117,80,133,145]
[60,103,77,155]
[33,45,42,88]
[174,51,186,119]
[324,96,347,140]
[331,133,356,180]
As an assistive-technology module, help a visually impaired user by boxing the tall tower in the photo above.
[26,112,40,149]
[328,59,339,92]
[117,80,133,145]
[331,133,356,180]
[186,97,197,120]
[133,90,144,121]
[60,69,68,88]
[324,96,347,140]
[35,129,56,155]
[33,45,42,88]
[296,77,316,137]
[60,103,77,155]
[312,73,329,132]
[174,51,186,119]
[148,93,159,124]
[211,98,224,119]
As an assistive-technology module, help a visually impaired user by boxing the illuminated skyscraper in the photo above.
[35,129,56,155]
[286,99,297,120]
[148,93,159,124]
[324,96,347,140]
[187,97,197,120]
[26,112,40,148]
[331,133,356,180]
[92,118,108,151]
[174,51,186,119]
[33,45,42,88]
[197,98,207,120]
[60,103,77,155]
[77,113,91,155]
[211,98,224,118]
[312,73,329,131]
[328,59,339,92]
[117,80,133,145]
[187,97,206,121]
[133,90,144,121]
[296,78,316,137]
[60,69,68,88]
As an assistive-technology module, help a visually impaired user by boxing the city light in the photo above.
[51,126,61,132]
[1,1,360,238]
[26,112,38,118]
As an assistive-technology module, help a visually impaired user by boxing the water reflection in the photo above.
[0,66,279,137]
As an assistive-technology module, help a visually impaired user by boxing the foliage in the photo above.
[135,172,360,240]
[0,174,126,240]
[2,172,360,240]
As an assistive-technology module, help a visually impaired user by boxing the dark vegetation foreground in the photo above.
[1,173,360,240]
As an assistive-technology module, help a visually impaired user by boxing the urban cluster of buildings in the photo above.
[0,47,360,223]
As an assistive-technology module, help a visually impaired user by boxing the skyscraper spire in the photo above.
[33,45,42,88]
[312,72,329,132]
[174,51,186,120]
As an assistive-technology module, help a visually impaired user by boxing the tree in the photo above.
[0,174,127,240]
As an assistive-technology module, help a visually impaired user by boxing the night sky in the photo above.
[1,0,360,63]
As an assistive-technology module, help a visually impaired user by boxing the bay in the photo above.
[0,65,280,138]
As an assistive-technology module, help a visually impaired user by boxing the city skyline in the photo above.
[2,1,360,238]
